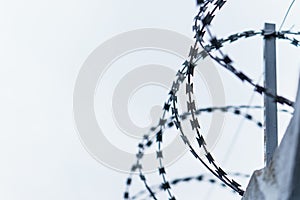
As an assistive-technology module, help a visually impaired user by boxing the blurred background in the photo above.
[0,0,299,199]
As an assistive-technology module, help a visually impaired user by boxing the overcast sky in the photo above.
[0,0,300,199]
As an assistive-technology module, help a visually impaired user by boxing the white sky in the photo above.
[0,0,300,199]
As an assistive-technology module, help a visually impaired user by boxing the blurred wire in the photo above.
[279,0,296,31]
[222,72,264,165]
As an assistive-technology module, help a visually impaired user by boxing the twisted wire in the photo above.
[124,1,298,198]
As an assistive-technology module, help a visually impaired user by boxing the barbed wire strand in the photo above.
[154,3,246,197]
[132,172,250,200]
[124,102,291,199]
[125,0,299,198]
[158,0,298,198]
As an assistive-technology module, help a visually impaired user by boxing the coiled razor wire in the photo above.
[194,1,298,107]
[124,0,299,199]
[131,172,250,200]
[124,67,187,200]
[124,103,292,199]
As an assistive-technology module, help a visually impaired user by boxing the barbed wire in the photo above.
[152,3,249,197]
[171,44,246,197]
[194,1,298,107]
[124,67,188,200]
[124,0,298,199]
[131,172,250,200]
[124,98,280,199]
[153,0,298,198]
[124,102,292,199]
[162,1,246,197]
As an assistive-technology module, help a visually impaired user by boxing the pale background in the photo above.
[0,0,300,199]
